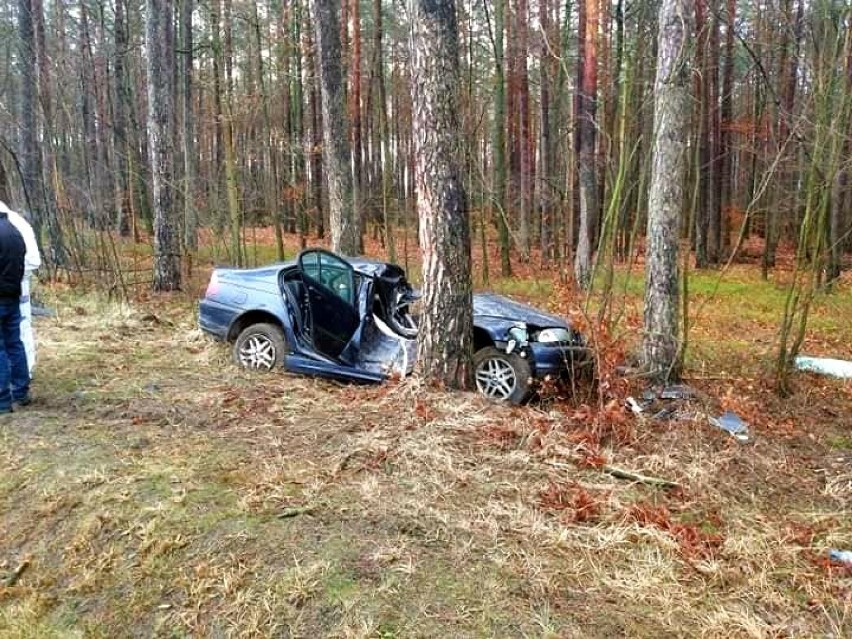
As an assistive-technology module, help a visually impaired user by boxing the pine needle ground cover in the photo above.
[1,275,850,638]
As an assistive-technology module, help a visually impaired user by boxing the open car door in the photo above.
[298,249,361,360]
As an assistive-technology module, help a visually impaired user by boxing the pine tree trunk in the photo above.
[304,19,325,238]
[349,0,364,250]
[642,0,693,381]
[719,0,735,256]
[693,0,709,268]
[146,0,181,290]
[707,0,721,263]
[516,0,531,261]
[574,0,599,289]
[114,0,132,237]
[539,0,552,262]
[311,0,360,255]
[17,0,42,227]
[411,0,473,390]
[31,0,64,260]
[491,0,511,277]
[182,0,198,252]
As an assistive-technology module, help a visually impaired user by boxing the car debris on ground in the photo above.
[794,355,852,379]
[828,549,852,566]
[625,384,751,443]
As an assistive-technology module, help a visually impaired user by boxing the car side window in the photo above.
[301,251,321,282]
[300,250,355,306]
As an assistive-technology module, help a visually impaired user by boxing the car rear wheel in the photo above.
[233,323,286,371]
[473,347,533,404]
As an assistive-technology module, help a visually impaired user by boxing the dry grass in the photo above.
[0,288,850,638]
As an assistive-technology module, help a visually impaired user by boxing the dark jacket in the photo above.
[0,212,25,300]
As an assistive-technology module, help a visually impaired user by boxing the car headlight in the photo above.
[508,324,529,343]
[533,327,573,343]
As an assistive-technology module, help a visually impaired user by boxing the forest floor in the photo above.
[1,243,852,637]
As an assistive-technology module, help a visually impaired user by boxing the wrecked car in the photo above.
[199,248,590,403]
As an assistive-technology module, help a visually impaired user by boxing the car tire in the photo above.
[233,323,286,371]
[473,346,533,405]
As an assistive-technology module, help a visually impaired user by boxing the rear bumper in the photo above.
[198,299,232,340]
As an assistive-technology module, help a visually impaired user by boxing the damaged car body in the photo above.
[199,249,591,403]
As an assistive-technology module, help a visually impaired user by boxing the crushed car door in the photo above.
[298,249,361,359]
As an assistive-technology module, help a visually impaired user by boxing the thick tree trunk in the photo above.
[642,0,693,381]
[411,0,473,390]
[574,0,599,289]
[311,0,360,255]
[146,0,181,290]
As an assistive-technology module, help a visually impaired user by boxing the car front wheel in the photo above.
[233,323,286,371]
[473,347,533,404]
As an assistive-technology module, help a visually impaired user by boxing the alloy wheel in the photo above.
[475,357,517,400]
[237,333,277,370]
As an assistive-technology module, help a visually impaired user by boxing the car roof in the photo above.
[233,253,396,278]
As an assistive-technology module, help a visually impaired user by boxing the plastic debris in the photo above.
[626,396,646,415]
[659,384,697,400]
[829,549,852,565]
[794,355,852,379]
[626,384,698,420]
[708,411,750,443]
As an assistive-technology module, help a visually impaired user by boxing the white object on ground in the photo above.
[708,411,751,443]
[794,355,852,380]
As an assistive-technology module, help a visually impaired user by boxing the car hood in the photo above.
[473,293,568,328]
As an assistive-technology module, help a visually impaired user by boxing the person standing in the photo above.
[0,200,41,376]
[0,208,30,413]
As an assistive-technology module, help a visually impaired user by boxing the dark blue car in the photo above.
[199,249,590,403]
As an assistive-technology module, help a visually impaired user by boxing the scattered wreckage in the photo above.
[199,249,592,404]
[627,384,751,443]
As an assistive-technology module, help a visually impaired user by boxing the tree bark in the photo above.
[146,0,181,290]
[349,0,364,250]
[411,0,473,390]
[182,0,197,252]
[516,0,531,261]
[0,160,7,204]
[311,0,360,255]
[642,0,693,381]
[574,0,599,289]
[718,0,735,257]
[491,0,511,276]
[538,0,552,262]
[114,0,132,236]
[17,1,42,232]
